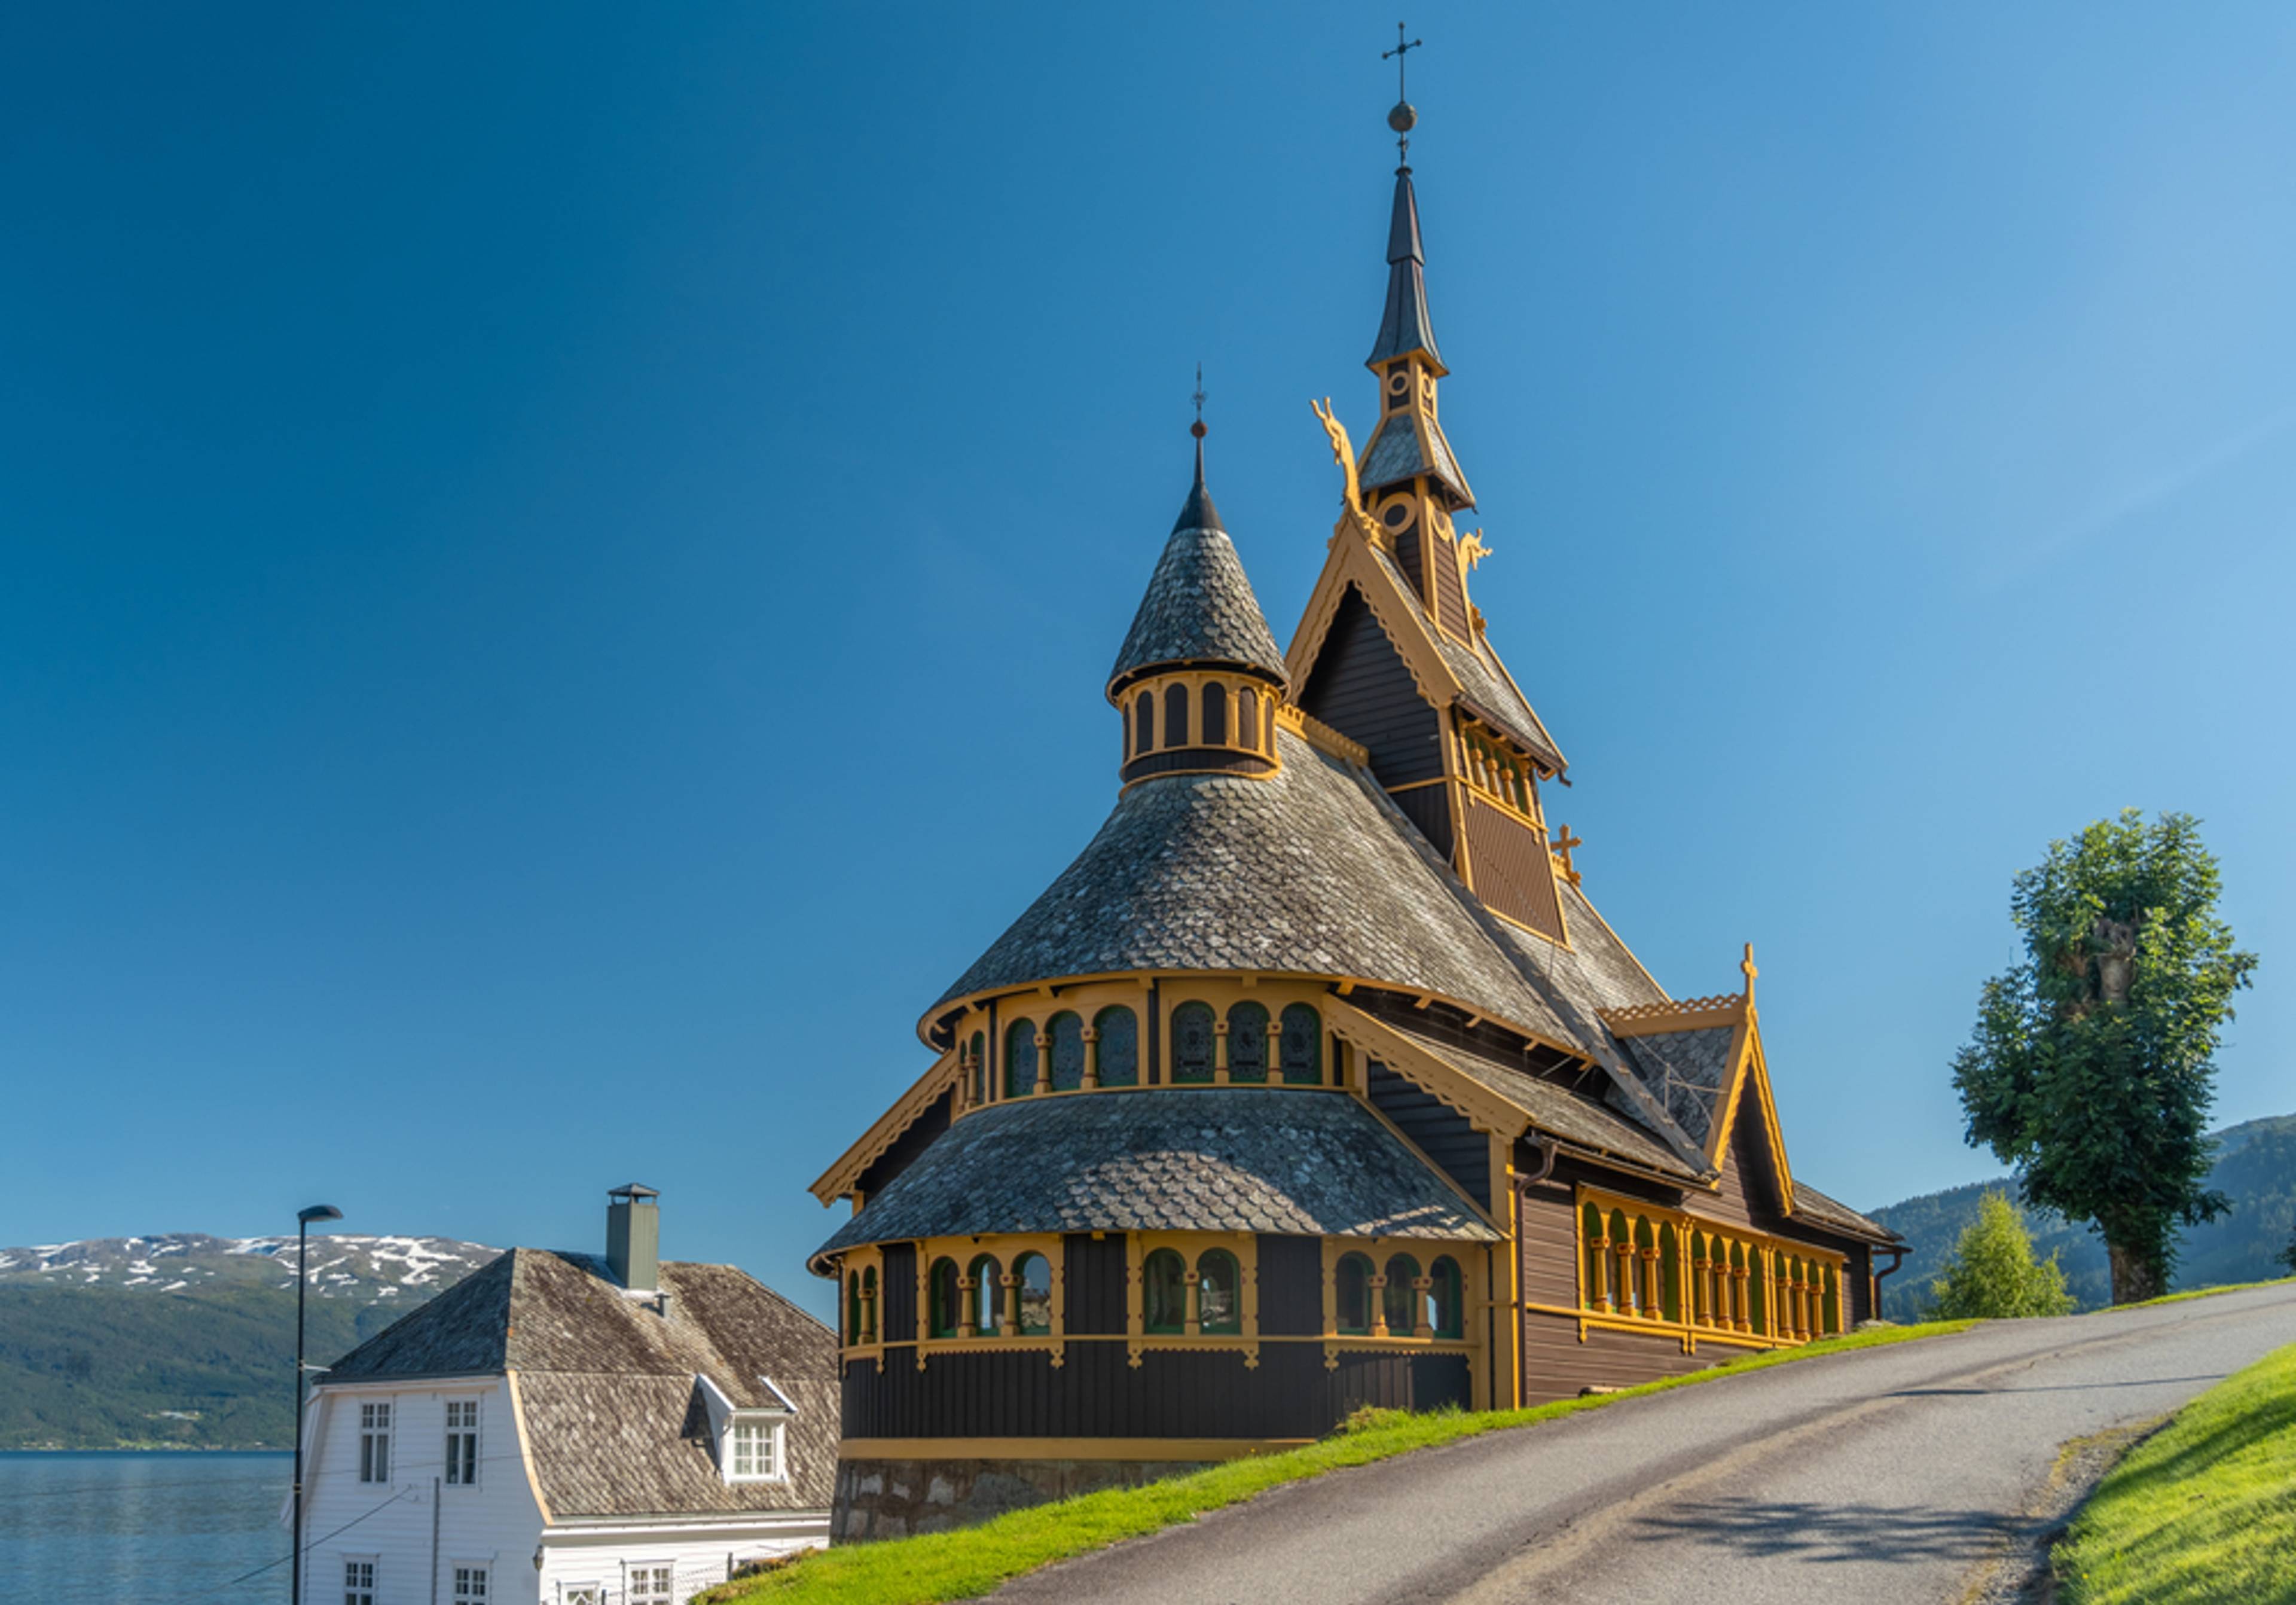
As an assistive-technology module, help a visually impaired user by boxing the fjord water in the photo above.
[0,1451,292,1603]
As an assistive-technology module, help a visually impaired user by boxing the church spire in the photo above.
[1368,161,1442,371]
[1107,400,1287,788]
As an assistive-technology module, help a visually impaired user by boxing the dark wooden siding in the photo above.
[1391,784,1455,861]
[1367,1060,1490,1210]
[1256,1234,1326,1336]
[1064,1233,1128,1336]
[881,1242,918,1344]
[1297,586,1443,790]
[1461,796,1566,942]
[857,1092,952,1201]
[1694,1108,1790,1235]
[840,1339,1467,1441]
[1520,1313,1710,1405]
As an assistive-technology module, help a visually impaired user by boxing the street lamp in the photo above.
[291,1203,342,1605]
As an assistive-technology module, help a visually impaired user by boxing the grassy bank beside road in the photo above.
[2055,1338,2296,1604]
[699,1321,1970,1605]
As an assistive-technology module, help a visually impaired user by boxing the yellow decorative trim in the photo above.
[1599,996,1742,1030]
[1324,1004,1526,1143]
[838,1437,1308,1463]
[1275,702,1370,767]
[1125,1229,1260,1367]
[811,1051,960,1204]
[1570,1184,1846,1348]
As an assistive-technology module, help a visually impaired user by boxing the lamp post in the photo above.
[291,1203,341,1605]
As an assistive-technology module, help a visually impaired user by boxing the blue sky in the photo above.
[4,5,2290,1315]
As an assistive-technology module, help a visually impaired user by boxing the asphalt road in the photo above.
[993,1282,2296,1605]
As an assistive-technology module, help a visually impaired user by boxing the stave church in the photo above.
[808,84,1903,1539]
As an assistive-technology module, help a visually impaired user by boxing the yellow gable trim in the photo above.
[1703,1009,1796,1212]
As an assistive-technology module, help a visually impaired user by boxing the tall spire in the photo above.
[1368,29,1443,371]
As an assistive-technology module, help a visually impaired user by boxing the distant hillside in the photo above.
[0,1234,497,1449]
[1871,1113,2296,1319]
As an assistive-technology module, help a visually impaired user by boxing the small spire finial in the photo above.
[1741,942,1759,1003]
[1383,22,1424,163]
[1190,362,1207,441]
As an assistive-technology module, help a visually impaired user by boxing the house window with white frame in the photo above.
[356,1402,390,1483]
[628,1563,674,1604]
[727,1417,784,1482]
[343,1557,377,1605]
[451,1564,488,1603]
[560,1585,604,1605]
[444,1398,479,1486]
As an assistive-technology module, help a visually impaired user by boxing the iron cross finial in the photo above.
[1383,24,1424,160]
[1384,22,1424,97]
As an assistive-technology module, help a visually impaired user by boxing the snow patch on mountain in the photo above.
[0,1233,501,1298]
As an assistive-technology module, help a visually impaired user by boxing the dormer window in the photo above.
[727,1417,784,1482]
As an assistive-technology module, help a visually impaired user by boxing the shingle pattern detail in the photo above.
[1109,523,1288,689]
[932,727,1573,1043]
[1349,1008,1694,1176]
[328,1248,836,1516]
[816,1089,1499,1258]
[1614,1026,1739,1149]
[1360,414,1468,504]
[1790,1180,1898,1242]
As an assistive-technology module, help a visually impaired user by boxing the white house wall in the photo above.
[298,1375,830,1605]
[297,1378,545,1604]
[538,1516,824,1604]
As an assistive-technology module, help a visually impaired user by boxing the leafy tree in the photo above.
[2278,1235,2296,1278]
[1953,810,2257,1304]
[1929,1191,2077,1319]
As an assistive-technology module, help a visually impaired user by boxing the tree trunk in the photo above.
[2107,1240,2163,1305]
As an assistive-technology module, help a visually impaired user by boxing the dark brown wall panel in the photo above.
[881,1243,918,1344]
[1064,1233,1129,1336]
[1298,587,1444,789]
[1391,784,1455,861]
[1256,1234,1326,1337]
[1367,1060,1491,1210]
[857,1093,952,1201]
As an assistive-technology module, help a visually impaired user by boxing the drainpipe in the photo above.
[1872,1244,1907,1322]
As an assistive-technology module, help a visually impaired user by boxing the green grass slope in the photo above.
[2055,1339,2296,1604]
[1871,1113,2296,1317]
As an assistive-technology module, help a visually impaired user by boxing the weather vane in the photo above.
[1191,362,1207,440]
[1383,22,1424,161]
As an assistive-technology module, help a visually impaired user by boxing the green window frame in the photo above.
[1279,1004,1323,1084]
[1004,1021,1039,1099]
[928,1258,960,1338]
[1382,1253,1420,1335]
[1143,1248,1187,1334]
[1013,1252,1054,1335]
[1196,1249,1242,1334]
[1225,1002,1269,1084]
[1094,1006,1139,1087]
[1335,1252,1373,1335]
[1170,1002,1216,1084]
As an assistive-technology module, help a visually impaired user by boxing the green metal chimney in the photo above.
[605,1183,660,1292]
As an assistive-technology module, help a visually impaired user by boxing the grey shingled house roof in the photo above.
[817,1089,1498,1259]
[327,1249,835,1518]
[1107,454,1289,691]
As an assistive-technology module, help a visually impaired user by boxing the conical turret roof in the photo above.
[1107,440,1288,694]
[1368,164,1442,370]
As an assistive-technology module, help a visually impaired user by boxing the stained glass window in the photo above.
[1048,1012,1085,1092]
[1226,1002,1269,1083]
[1093,1006,1138,1087]
[1004,1021,1039,1099]
[1171,1002,1215,1084]
[1279,1005,1323,1084]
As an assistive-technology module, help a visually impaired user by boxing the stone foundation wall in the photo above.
[833,1457,1214,1542]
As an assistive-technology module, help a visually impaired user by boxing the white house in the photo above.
[291,1186,835,1604]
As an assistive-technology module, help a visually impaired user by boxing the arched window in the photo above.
[967,1030,987,1106]
[1013,1252,1053,1336]
[1163,682,1190,747]
[1689,1232,1710,1325]
[1428,1257,1463,1339]
[928,1258,960,1339]
[1634,1218,1659,1319]
[1659,1224,1681,1322]
[1004,1020,1039,1099]
[1824,1266,1841,1336]
[860,1267,877,1344]
[1225,1002,1269,1083]
[1383,1254,1421,1336]
[1335,1252,1373,1335]
[1048,1011,1085,1093]
[1142,1248,1187,1334]
[1196,1249,1241,1334]
[1171,1001,1215,1084]
[1202,682,1228,745]
[1279,1005,1323,1084]
[1236,686,1259,750]
[1134,690,1155,756]
[1582,1203,1608,1311]
[968,1254,1003,1336]
[1093,1005,1138,1087]
[1263,697,1277,753]
[1747,1250,1767,1337]
[845,1272,862,1344]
